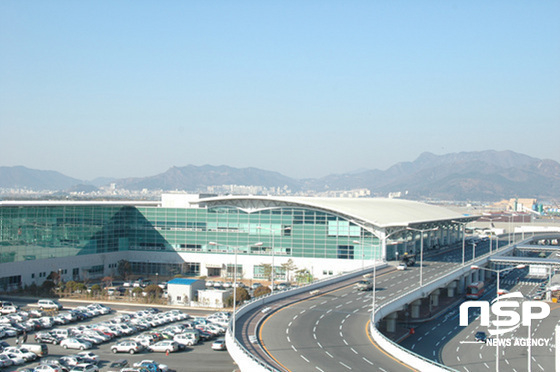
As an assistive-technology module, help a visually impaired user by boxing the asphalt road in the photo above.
[439,271,559,372]
[249,239,504,372]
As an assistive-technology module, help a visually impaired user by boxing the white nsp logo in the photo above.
[459,292,550,336]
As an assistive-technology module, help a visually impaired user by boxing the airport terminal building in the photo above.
[0,194,473,290]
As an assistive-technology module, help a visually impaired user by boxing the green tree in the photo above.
[40,280,56,296]
[131,287,143,298]
[281,259,297,282]
[102,276,114,288]
[90,284,101,296]
[253,286,271,298]
[144,284,162,302]
[75,282,87,294]
[260,264,272,282]
[295,268,313,284]
[65,281,77,294]
[117,260,131,280]
[225,287,250,307]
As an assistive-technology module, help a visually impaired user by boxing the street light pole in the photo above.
[471,264,526,372]
[407,227,438,287]
[256,225,290,297]
[354,227,406,318]
[208,241,262,340]
[452,220,469,266]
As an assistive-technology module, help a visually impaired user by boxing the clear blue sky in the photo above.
[1,1,559,181]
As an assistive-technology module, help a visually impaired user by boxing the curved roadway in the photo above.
[256,240,496,371]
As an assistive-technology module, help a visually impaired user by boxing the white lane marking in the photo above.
[287,336,291,342]
[317,342,322,348]
[326,351,334,358]
[340,361,352,370]
[351,347,358,354]
[363,357,374,365]
[292,345,297,351]
[301,355,309,363]
[316,367,325,372]
[286,329,289,334]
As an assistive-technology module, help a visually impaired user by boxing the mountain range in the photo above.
[1,150,559,202]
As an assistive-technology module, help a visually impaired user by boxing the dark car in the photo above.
[35,332,63,344]
[475,331,487,342]
[106,359,129,372]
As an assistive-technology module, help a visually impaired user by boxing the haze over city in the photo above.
[1,1,558,181]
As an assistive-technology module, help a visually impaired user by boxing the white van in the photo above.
[51,328,70,339]
[20,343,49,357]
[37,299,63,310]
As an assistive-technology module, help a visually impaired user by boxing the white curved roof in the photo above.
[198,196,471,228]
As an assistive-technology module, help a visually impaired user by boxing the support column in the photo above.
[459,275,466,294]
[386,312,398,333]
[430,289,441,307]
[411,299,422,318]
[447,281,457,297]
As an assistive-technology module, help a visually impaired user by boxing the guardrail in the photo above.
[226,263,387,372]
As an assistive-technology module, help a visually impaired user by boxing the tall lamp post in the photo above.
[452,220,469,266]
[471,264,526,372]
[256,225,291,297]
[480,215,502,254]
[407,227,438,287]
[353,227,406,316]
[208,241,263,339]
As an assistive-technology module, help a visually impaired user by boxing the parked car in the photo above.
[60,338,92,350]
[34,364,65,372]
[76,351,99,364]
[0,354,13,367]
[2,346,37,362]
[1,352,25,365]
[34,332,59,344]
[105,359,129,372]
[68,363,99,372]
[37,299,63,310]
[397,263,407,271]
[133,360,168,372]
[211,338,227,351]
[111,340,145,354]
[0,306,18,315]
[148,340,179,353]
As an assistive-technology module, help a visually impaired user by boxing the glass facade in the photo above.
[0,205,132,263]
[0,203,381,275]
[132,206,380,260]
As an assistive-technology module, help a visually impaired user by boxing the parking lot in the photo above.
[0,300,236,372]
